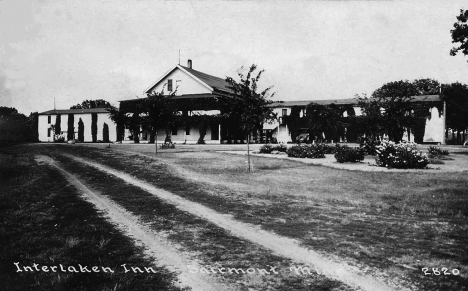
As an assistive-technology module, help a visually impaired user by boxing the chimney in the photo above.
[187,59,192,69]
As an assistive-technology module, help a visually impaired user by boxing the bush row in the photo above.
[258,140,435,169]
[286,144,328,159]
[259,143,287,153]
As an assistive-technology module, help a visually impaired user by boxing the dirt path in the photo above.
[35,154,235,291]
[60,153,409,291]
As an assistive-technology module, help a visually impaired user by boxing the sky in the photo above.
[0,0,467,115]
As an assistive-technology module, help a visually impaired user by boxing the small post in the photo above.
[155,129,158,155]
[247,134,251,172]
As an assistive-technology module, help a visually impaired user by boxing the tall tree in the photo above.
[224,64,276,172]
[108,106,127,142]
[70,99,113,109]
[78,118,84,142]
[368,80,417,142]
[91,113,98,142]
[450,9,468,59]
[441,82,468,144]
[54,114,61,136]
[67,114,74,141]
[305,103,345,143]
[103,123,110,143]
[356,78,441,143]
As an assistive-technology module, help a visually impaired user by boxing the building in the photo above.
[74,59,446,145]
[119,60,241,144]
[38,108,116,142]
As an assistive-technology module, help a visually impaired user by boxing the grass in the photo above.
[17,144,468,290]
[0,147,185,291]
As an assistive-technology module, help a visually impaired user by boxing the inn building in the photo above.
[38,60,446,144]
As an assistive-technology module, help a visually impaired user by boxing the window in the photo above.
[172,126,178,135]
[282,109,287,116]
[185,126,190,135]
[167,79,173,91]
[47,128,51,137]
[48,115,51,124]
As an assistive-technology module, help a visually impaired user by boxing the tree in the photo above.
[441,82,468,144]
[70,99,113,109]
[103,123,110,143]
[450,9,468,59]
[55,114,61,136]
[78,118,84,142]
[67,114,74,141]
[355,78,442,143]
[143,90,179,152]
[361,80,417,142]
[224,64,276,172]
[284,106,303,143]
[91,113,98,142]
[0,107,36,142]
[108,106,127,142]
[305,103,345,143]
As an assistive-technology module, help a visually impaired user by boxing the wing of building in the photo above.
[38,108,115,142]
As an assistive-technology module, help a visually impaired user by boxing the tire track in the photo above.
[60,152,408,291]
[35,154,235,291]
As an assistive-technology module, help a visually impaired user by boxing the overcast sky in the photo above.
[1,0,467,115]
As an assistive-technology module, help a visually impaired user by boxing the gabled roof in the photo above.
[144,64,233,94]
[179,65,233,94]
[269,95,442,108]
[38,108,110,115]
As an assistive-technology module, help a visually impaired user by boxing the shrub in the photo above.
[375,140,429,169]
[286,144,327,159]
[334,145,365,163]
[323,144,337,154]
[54,135,66,143]
[427,146,449,158]
[259,144,274,153]
[358,137,381,155]
[159,142,175,149]
[271,143,287,152]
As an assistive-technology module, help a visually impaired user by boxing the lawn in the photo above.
[83,143,468,291]
[4,143,468,291]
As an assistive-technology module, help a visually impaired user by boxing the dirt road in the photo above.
[36,154,236,291]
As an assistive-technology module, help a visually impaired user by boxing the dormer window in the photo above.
[167,79,173,91]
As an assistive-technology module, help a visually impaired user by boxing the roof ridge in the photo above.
[179,65,226,81]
